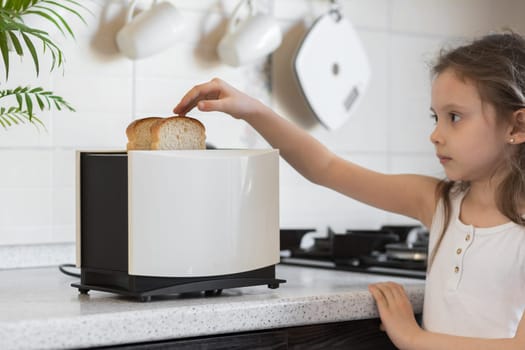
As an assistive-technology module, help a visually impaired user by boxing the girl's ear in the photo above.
[509,108,525,144]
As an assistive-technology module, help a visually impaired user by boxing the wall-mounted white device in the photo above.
[294,6,371,130]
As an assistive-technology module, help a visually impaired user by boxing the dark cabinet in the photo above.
[288,319,396,349]
[97,318,396,350]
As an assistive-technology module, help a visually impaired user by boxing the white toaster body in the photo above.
[128,149,280,277]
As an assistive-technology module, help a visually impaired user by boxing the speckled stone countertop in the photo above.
[0,265,425,350]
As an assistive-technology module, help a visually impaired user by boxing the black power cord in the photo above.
[58,263,80,278]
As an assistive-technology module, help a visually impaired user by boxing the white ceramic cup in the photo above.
[217,0,282,67]
[116,0,184,60]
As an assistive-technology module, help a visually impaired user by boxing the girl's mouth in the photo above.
[437,154,452,164]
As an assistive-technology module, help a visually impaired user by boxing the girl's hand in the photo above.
[173,78,262,120]
[368,282,423,350]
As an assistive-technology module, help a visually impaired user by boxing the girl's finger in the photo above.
[173,99,198,116]
[374,283,396,303]
[369,284,388,309]
[198,99,224,112]
[384,282,404,301]
[392,283,407,298]
[388,283,412,308]
[174,87,209,115]
[174,81,221,115]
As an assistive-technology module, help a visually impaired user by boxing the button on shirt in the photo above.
[422,191,525,338]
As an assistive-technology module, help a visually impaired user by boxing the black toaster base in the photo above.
[71,265,285,302]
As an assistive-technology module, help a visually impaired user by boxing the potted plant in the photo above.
[0,0,87,130]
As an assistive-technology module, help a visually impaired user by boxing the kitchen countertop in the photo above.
[0,264,425,350]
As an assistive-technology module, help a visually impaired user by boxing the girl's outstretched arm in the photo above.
[174,78,438,226]
[368,282,525,350]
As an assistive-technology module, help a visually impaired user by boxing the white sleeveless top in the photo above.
[423,190,525,338]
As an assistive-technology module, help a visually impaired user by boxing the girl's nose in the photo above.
[430,126,442,145]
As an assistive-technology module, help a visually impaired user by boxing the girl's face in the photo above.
[430,69,511,182]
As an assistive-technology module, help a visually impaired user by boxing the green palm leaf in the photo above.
[7,30,22,54]
[0,0,89,131]
[0,106,46,130]
[0,29,9,79]
[0,0,88,79]
[0,85,73,129]
[20,31,39,75]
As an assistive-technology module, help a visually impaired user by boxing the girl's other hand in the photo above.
[173,78,261,120]
[368,282,423,350]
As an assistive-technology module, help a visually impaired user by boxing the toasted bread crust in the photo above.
[126,117,163,150]
[125,117,162,138]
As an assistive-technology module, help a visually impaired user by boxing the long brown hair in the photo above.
[429,32,525,268]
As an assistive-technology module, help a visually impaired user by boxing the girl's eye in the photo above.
[430,113,438,123]
[450,113,461,122]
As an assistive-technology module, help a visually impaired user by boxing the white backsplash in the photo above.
[1,0,524,266]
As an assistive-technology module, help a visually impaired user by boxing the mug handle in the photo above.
[227,0,257,34]
[125,0,159,23]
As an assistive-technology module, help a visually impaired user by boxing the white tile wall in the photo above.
[1,0,524,253]
[389,34,443,154]
[391,0,495,37]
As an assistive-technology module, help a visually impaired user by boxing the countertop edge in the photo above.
[2,286,425,350]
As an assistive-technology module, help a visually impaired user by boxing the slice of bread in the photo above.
[151,116,206,150]
[126,116,206,150]
[126,117,163,150]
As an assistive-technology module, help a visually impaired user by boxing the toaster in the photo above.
[72,149,284,301]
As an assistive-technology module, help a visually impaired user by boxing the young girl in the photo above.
[173,32,525,349]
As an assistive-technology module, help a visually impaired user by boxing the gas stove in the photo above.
[279,225,428,279]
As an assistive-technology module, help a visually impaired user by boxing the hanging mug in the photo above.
[116,0,184,59]
[217,0,282,67]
